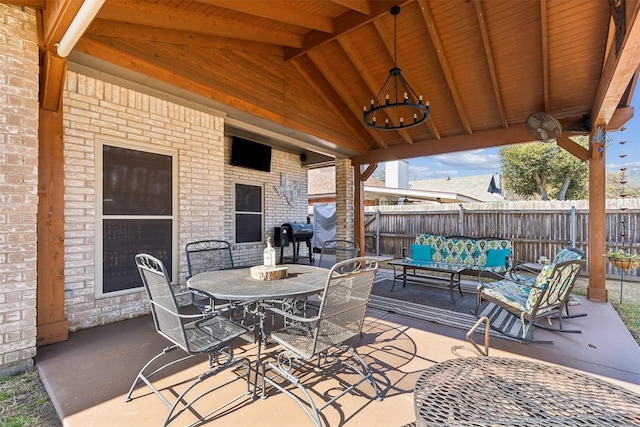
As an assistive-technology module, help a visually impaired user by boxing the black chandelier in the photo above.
[363,6,429,130]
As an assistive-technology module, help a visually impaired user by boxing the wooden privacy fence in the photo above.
[363,199,640,280]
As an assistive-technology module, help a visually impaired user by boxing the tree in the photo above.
[499,137,588,200]
[606,170,640,199]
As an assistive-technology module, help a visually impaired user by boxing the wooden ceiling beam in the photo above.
[350,124,533,165]
[74,37,366,155]
[371,17,441,140]
[591,0,640,126]
[540,0,550,113]
[417,0,472,134]
[556,137,589,161]
[307,49,388,149]
[97,1,304,48]
[290,57,377,150]
[361,163,378,181]
[40,50,67,111]
[337,34,413,144]
[285,0,410,60]
[198,0,334,33]
[87,19,285,56]
[473,0,507,128]
[331,0,371,15]
[3,0,46,8]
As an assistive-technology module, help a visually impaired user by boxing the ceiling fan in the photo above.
[525,112,562,142]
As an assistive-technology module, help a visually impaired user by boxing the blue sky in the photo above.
[403,91,640,181]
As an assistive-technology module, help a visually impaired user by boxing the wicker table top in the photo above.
[414,357,640,426]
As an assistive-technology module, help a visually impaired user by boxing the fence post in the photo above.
[570,205,576,247]
[376,209,381,256]
[458,204,465,235]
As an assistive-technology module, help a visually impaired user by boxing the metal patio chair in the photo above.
[475,258,585,343]
[261,257,381,427]
[185,239,245,313]
[507,247,585,282]
[126,254,251,426]
[317,239,360,268]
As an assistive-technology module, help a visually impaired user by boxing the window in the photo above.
[235,183,263,243]
[96,140,177,297]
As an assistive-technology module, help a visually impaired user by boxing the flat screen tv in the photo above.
[230,136,271,172]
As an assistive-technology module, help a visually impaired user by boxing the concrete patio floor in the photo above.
[36,286,640,427]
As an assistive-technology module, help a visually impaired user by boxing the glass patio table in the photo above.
[414,356,640,426]
[389,259,465,302]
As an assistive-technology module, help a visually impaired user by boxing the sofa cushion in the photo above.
[411,244,432,261]
[414,234,511,273]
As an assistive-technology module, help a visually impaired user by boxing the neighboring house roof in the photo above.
[363,186,481,204]
[308,166,485,204]
[409,175,505,202]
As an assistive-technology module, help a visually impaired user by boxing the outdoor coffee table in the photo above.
[187,264,328,397]
[414,356,640,426]
[389,259,464,302]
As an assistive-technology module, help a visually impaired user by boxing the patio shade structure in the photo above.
[15,0,640,340]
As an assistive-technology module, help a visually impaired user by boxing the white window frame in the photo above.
[95,137,178,298]
[233,181,264,244]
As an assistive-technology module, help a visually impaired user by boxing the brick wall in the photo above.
[0,3,310,374]
[0,4,39,376]
[63,71,309,331]
[223,138,310,266]
[335,158,354,241]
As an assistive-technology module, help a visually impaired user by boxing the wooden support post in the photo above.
[354,165,365,256]
[587,127,608,302]
[37,107,68,346]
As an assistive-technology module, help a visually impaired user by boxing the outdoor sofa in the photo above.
[409,233,512,278]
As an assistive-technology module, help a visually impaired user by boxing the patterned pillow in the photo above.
[526,264,555,310]
[552,248,582,263]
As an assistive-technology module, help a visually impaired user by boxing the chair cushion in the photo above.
[480,280,531,312]
[411,244,432,261]
[485,248,511,267]
[553,248,582,263]
[534,264,554,288]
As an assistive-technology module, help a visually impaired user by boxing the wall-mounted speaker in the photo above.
[300,153,307,162]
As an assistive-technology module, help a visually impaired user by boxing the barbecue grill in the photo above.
[274,222,314,264]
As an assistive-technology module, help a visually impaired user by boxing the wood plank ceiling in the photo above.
[25,0,640,165]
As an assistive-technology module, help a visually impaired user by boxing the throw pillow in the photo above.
[411,244,432,261]
[485,248,510,267]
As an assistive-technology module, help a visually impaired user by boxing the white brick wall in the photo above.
[63,71,309,331]
[0,4,39,375]
[63,71,227,330]
[223,139,310,266]
[0,3,310,374]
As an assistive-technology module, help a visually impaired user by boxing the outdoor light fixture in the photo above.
[363,6,429,130]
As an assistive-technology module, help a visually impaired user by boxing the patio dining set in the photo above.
[125,240,640,426]
[128,239,380,427]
